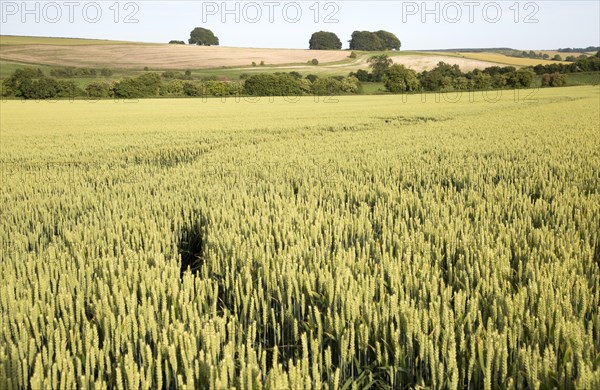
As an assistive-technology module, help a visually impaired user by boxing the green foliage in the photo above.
[312,76,361,95]
[420,62,461,91]
[159,79,185,96]
[189,27,219,46]
[50,67,97,77]
[204,80,243,96]
[113,73,162,98]
[541,72,567,87]
[181,80,242,97]
[490,73,507,88]
[383,64,420,92]
[557,46,600,53]
[553,54,562,61]
[349,31,385,51]
[350,69,372,82]
[2,67,44,96]
[169,40,185,45]
[309,31,343,50]
[507,68,536,88]
[509,50,546,60]
[201,75,219,82]
[305,74,319,83]
[182,81,201,96]
[100,68,113,77]
[241,73,360,97]
[311,58,319,66]
[274,71,302,80]
[561,72,600,86]
[482,66,516,76]
[288,71,302,80]
[161,70,190,80]
[2,68,83,99]
[532,56,600,74]
[368,55,393,82]
[453,76,470,90]
[374,30,401,50]
[415,62,537,92]
[471,71,493,90]
[243,73,305,96]
[349,51,358,59]
[85,81,113,98]
[349,30,400,51]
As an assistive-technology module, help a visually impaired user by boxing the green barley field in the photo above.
[1,86,599,389]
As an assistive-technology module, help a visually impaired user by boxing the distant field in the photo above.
[565,71,600,85]
[0,35,558,75]
[539,50,597,59]
[1,36,589,83]
[391,54,500,72]
[440,52,569,67]
[0,60,55,78]
[0,42,352,69]
[0,35,135,45]
[0,46,506,76]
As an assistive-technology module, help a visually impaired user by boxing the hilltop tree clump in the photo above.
[374,30,401,50]
[349,31,384,51]
[189,28,219,46]
[309,31,342,50]
[349,30,401,51]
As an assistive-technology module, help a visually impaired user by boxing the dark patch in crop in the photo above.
[379,115,447,125]
[128,145,207,169]
[178,217,207,277]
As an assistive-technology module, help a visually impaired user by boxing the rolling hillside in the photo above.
[0,35,137,45]
[0,35,566,75]
[437,51,569,67]
[0,36,350,70]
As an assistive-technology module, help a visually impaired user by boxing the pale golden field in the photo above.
[0,42,351,69]
[0,35,136,45]
[1,86,599,389]
[439,52,569,66]
[1,36,563,72]
[391,54,501,72]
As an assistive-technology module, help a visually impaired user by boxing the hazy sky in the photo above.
[1,1,598,50]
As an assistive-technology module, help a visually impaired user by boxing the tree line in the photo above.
[1,68,362,100]
[351,56,538,93]
[351,51,600,93]
[531,52,600,74]
[172,28,401,51]
[557,46,600,53]
[2,51,597,100]
[309,30,401,51]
